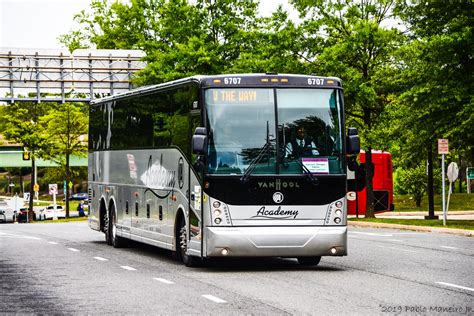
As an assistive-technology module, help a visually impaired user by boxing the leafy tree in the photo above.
[0,102,52,214]
[394,164,426,207]
[292,0,403,217]
[39,103,88,217]
[60,0,263,84]
[229,7,308,74]
[392,1,474,168]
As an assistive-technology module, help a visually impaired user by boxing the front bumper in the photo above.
[205,226,347,257]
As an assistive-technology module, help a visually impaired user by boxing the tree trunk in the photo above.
[66,153,70,218]
[364,147,375,218]
[28,157,35,222]
[19,170,23,194]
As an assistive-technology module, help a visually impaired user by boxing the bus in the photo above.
[87,74,361,267]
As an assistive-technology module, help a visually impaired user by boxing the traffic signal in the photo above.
[22,151,31,160]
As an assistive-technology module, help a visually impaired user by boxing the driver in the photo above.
[286,126,319,158]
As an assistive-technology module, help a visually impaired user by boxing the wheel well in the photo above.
[174,208,185,249]
[99,198,107,232]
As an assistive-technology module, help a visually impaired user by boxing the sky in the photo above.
[0,0,297,50]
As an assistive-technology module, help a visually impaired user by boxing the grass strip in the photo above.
[349,218,474,230]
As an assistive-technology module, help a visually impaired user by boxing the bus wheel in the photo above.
[178,217,201,267]
[104,207,112,246]
[297,256,321,266]
[110,204,126,248]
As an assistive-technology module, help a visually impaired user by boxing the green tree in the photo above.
[0,102,52,214]
[39,103,88,218]
[394,164,427,207]
[60,0,263,84]
[292,0,403,217]
[392,1,474,169]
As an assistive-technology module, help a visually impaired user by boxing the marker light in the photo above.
[330,247,337,255]
[334,217,341,224]
[214,218,222,224]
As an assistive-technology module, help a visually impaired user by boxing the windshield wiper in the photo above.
[240,142,272,183]
[283,146,319,186]
[240,122,273,183]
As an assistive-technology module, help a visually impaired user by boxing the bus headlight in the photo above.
[334,217,341,224]
[335,209,342,216]
[210,198,232,226]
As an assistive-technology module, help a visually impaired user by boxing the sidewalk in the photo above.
[348,211,474,237]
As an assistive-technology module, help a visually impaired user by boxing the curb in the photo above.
[376,211,474,217]
[348,221,474,237]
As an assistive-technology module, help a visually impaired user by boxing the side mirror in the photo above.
[346,127,360,155]
[192,127,208,155]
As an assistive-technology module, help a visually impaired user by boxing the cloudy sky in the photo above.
[0,0,297,50]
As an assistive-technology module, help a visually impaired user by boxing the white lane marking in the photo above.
[376,245,417,253]
[0,233,40,240]
[67,248,80,252]
[387,239,403,242]
[202,295,227,303]
[436,282,474,292]
[153,278,175,284]
[94,257,108,261]
[440,246,458,250]
[48,241,58,245]
[350,232,393,237]
[121,266,137,271]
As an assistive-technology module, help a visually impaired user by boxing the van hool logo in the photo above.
[251,206,299,219]
[257,179,300,190]
[273,192,284,204]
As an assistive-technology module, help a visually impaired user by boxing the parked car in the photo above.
[37,205,65,220]
[0,204,16,223]
[70,193,88,201]
[17,207,36,223]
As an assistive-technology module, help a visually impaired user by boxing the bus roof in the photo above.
[90,74,342,105]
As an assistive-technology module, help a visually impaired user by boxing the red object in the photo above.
[347,150,393,215]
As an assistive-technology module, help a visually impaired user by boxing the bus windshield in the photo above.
[205,88,344,176]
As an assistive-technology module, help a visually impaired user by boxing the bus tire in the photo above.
[104,204,112,246]
[110,204,126,248]
[297,256,321,266]
[178,216,201,267]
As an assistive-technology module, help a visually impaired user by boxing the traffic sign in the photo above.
[467,167,474,180]
[49,184,58,195]
[438,139,449,154]
[24,192,30,202]
[447,162,459,183]
[33,184,39,192]
[22,151,31,160]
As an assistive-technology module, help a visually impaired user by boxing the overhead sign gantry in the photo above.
[0,48,146,103]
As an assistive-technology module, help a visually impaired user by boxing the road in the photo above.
[1,222,472,315]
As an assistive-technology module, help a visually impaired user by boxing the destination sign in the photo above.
[209,89,272,104]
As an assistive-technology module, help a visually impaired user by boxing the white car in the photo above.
[0,204,16,223]
[38,205,65,220]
